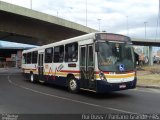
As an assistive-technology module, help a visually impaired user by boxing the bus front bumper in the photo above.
[96,78,137,93]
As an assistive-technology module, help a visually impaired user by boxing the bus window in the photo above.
[80,47,86,66]
[88,45,93,66]
[45,48,53,63]
[32,51,38,64]
[65,42,78,62]
[26,52,31,64]
[54,45,64,63]
[22,53,27,64]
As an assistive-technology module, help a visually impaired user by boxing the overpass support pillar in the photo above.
[149,46,153,65]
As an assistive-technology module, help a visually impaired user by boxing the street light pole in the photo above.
[86,0,88,26]
[156,0,160,40]
[144,22,147,41]
[56,11,59,17]
[126,16,129,36]
[30,0,32,9]
[98,19,101,31]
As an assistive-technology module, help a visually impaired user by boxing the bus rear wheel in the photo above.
[68,77,78,93]
[30,73,36,83]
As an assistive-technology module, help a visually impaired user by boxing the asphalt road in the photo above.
[0,68,160,114]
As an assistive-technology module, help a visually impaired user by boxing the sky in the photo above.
[0,0,160,48]
[0,40,37,48]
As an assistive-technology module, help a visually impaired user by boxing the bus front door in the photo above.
[80,45,96,91]
[38,53,44,81]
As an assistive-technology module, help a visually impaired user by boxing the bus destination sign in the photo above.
[97,33,130,42]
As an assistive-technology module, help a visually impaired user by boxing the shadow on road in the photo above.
[78,91,132,99]
[25,79,132,100]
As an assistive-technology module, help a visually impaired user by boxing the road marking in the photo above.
[7,75,137,114]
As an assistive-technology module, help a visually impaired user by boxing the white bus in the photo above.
[22,32,137,93]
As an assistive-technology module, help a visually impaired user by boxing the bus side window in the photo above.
[23,53,27,64]
[32,51,38,64]
[54,45,64,63]
[88,45,93,66]
[45,48,53,63]
[26,52,31,64]
[65,42,78,62]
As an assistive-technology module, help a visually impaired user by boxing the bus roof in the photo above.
[23,32,97,53]
[22,32,130,53]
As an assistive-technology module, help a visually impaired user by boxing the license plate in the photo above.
[119,84,126,88]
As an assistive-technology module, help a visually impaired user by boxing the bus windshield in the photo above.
[97,41,135,72]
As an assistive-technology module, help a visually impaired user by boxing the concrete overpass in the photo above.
[0,1,159,66]
[0,1,97,46]
[131,38,160,65]
[132,38,160,46]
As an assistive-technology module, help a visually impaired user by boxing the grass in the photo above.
[137,74,160,86]
[142,64,160,72]
[137,64,160,86]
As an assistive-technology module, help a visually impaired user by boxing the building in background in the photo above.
[0,41,37,68]
[134,46,149,65]
[157,49,160,57]
[134,46,160,64]
[0,48,28,68]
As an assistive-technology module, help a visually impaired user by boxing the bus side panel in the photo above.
[43,62,80,87]
[43,75,67,86]
[22,64,38,79]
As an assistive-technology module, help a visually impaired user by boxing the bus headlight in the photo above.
[99,72,106,80]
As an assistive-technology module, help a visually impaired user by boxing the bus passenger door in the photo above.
[80,45,96,91]
[38,53,44,81]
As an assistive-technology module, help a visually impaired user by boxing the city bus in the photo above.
[21,32,137,93]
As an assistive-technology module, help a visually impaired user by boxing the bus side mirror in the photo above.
[95,42,99,52]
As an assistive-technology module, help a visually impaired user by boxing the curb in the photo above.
[137,85,160,89]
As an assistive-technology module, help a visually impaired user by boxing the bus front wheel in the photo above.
[68,77,78,93]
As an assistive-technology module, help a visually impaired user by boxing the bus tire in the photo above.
[30,73,36,83]
[68,77,78,93]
